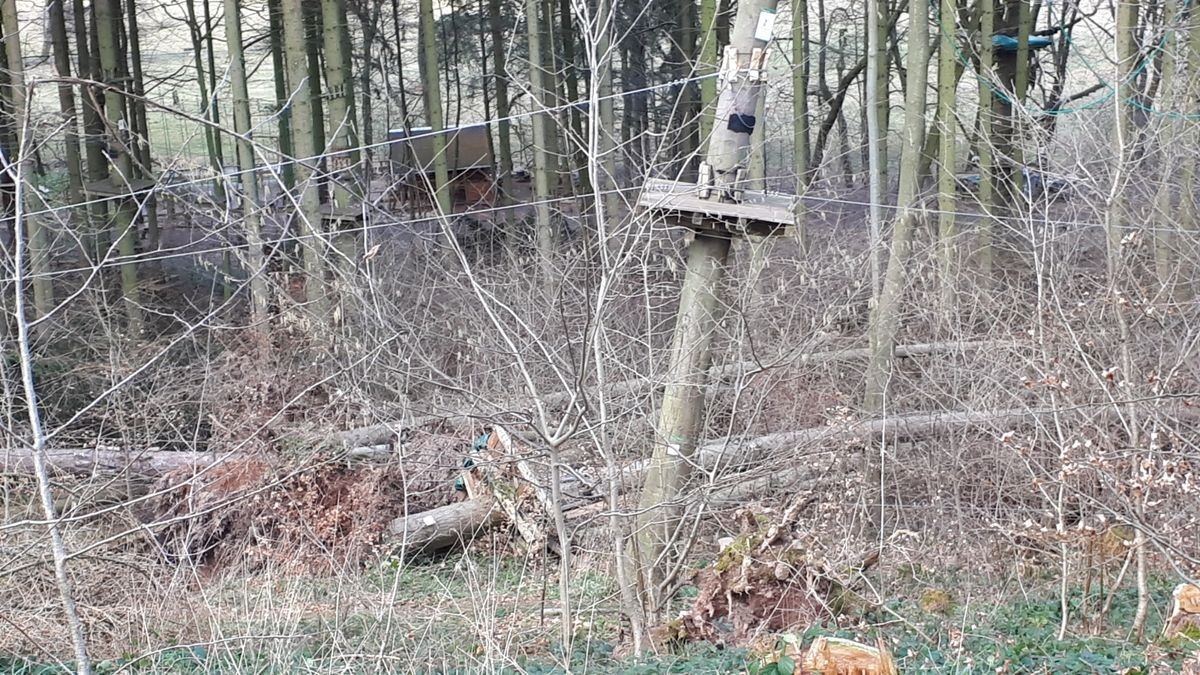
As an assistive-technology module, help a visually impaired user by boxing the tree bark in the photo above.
[281,0,330,316]
[96,0,142,335]
[48,0,84,206]
[861,0,930,533]
[526,0,555,268]
[937,0,958,312]
[224,0,269,325]
[793,0,810,253]
[387,497,504,554]
[419,0,452,214]
[2,0,53,320]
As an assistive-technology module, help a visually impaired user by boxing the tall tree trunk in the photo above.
[74,0,109,257]
[559,0,589,193]
[865,0,886,297]
[937,0,958,313]
[861,0,929,534]
[2,0,52,319]
[635,0,777,617]
[281,0,329,316]
[418,0,452,214]
[48,0,83,206]
[1152,0,1182,293]
[792,0,810,253]
[96,0,142,335]
[321,0,361,268]
[873,0,891,189]
[699,0,719,147]
[268,0,296,191]
[977,0,996,279]
[126,0,157,252]
[184,0,225,203]
[224,0,269,325]
[526,0,555,267]
[322,0,359,208]
[304,4,327,174]
[488,0,513,206]
[1109,0,1149,643]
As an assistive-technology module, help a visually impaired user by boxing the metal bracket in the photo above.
[698,161,714,199]
[731,167,747,202]
[719,45,740,83]
[748,48,767,82]
[720,45,771,84]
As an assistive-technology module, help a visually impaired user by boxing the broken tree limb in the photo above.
[334,340,1004,447]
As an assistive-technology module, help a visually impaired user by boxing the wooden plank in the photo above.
[638,178,796,231]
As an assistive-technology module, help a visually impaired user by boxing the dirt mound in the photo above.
[142,433,467,573]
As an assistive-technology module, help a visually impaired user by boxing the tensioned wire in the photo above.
[1,179,1186,286]
[5,18,1195,284]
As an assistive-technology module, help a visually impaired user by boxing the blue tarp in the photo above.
[992,34,1054,51]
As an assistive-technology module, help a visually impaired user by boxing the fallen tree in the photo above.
[0,404,1082,485]
[329,340,1003,448]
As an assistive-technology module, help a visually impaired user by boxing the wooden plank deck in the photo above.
[638,179,796,237]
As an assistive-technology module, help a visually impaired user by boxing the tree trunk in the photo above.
[1,1,53,319]
[268,0,296,192]
[635,0,778,614]
[526,0,556,266]
[793,0,810,253]
[861,0,929,533]
[488,0,513,207]
[419,0,452,214]
[48,0,83,206]
[321,0,359,206]
[936,0,958,313]
[977,0,996,280]
[224,0,269,325]
[1152,0,1182,294]
[699,0,719,147]
[184,0,225,204]
[124,0,156,247]
[96,0,142,335]
[1110,0,1149,642]
[281,0,330,316]
[321,0,361,267]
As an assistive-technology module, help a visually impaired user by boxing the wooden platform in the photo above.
[83,177,157,198]
[320,203,365,228]
[638,179,796,237]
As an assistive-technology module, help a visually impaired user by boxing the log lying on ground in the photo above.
[0,444,394,478]
[332,340,1003,448]
[0,404,1075,483]
[381,404,1094,554]
[0,447,219,478]
[387,498,505,555]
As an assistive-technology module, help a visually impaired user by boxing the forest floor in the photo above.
[1,512,1197,673]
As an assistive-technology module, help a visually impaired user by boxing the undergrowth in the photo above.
[3,567,1194,674]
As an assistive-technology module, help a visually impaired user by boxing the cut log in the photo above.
[331,340,1002,447]
[387,498,504,554]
